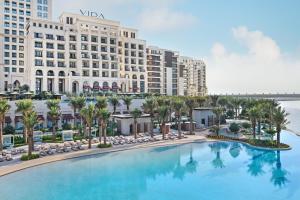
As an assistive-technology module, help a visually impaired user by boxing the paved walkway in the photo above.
[0,135,207,177]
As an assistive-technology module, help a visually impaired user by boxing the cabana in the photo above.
[3,135,14,149]
[62,130,73,142]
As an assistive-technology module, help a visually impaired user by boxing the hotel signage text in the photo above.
[80,9,105,19]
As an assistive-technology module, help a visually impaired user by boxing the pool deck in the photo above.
[0,134,207,177]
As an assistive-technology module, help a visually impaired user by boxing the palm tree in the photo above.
[158,106,169,140]
[213,107,224,136]
[15,99,34,143]
[80,103,95,149]
[23,111,38,156]
[173,98,185,139]
[122,96,132,112]
[209,95,219,107]
[131,108,142,139]
[273,106,289,147]
[98,109,110,145]
[231,98,242,119]
[248,107,260,139]
[185,97,198,135]
[95,96,108,143]
[69,97,78,127]
[109,95,120,114]
[47,106,61,142]
[142,98,157,138]
[0,100,11,151]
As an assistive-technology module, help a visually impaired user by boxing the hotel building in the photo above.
[179,56,207,96]
[25,13,147,94]
[1,2,206,96]
[146,46,179,96]
[0,0,52,92]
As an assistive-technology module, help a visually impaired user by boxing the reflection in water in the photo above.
[229,143,242,158]
[271,151,289,187]
[209,142,229,168]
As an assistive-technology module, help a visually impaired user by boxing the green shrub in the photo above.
[14,136,25,145]
[97,143,112,148]
[242,122,251,129]
[62,123,72,130]
[229,123,240,134]
[21,154,40,161]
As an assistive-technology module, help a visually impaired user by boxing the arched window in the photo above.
[112,82,118,93]
[13,80,20,89]
[140,75,144,80]
[102,82,109,92]
[58,71,65,77]
[36,70,43,76]
[47,70,54,76]
[93,81,100,91]
[132,74,137,79]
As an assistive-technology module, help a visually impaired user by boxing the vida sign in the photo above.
[80,9,105,19]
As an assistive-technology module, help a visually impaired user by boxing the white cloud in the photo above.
[207,26,300,94]
[138,8,197,32]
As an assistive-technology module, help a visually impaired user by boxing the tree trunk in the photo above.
[23,128,28,144]
[0,121,3,151]
[217,116,220,136]
[28,131,32,156]
[103,124,107,145]
[252,122,256,139]
[52,121,56,142]
[88,126,92,149]
[178,117,182,139]
[277,128,281,147]
[162,122,166,140]
[73,108,76,128]
[134,119,137,139]
[189,110,193,135]
[98,119,102,144]
[150,118,154,138]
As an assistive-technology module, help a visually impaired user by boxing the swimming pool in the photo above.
[0,131,300,200]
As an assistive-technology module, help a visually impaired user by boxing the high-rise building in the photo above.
[179,56,207,96]
[25,12,147,94]
[0,0,52,92]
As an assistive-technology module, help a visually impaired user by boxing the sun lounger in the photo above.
[6,154,13,161]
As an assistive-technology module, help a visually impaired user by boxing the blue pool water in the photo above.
[0,131,300,200]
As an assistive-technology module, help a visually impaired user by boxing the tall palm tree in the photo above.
[131,108,142,139]
[69,97,78,127]
[142,98,157,138]
[0,100,11,151]
[231,98,242,119]
[23,111,38,156]
[109,95,120,114]
[98,109,110,145]
[122,96,132,112]
[15,99,34,143]
[185,97,198,135]
[248,107,260,139]
[273,106,289,147]
[95,96,107,143]
[213,107,224,136]
[47,106,61,142]
[80,103,95,149]
[158,106,169,140]
[173,98,185,139]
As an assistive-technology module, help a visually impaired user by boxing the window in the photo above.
[35,42,43,48]
[47,52,54,58]
[35,59,43,66]
[57,44,65,50]
[4,67,10,73]
[19,68,24,73]
[35,50,43,57]
[46,34,54,40]
[57,35,65,41]
[46,43,54,49]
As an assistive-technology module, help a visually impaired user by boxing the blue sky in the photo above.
[53,0,300,93]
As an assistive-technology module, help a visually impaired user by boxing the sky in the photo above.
[52,0,300,94]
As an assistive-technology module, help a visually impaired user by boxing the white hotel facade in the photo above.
[1,0,207,96]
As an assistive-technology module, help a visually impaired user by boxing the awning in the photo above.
[62,114,74,120]
[5,116,12,123]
